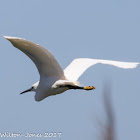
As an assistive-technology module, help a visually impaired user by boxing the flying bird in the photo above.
[4,36,139,101]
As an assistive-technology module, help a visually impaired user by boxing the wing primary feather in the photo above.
[64,58,139,81]
[4,36,65,79]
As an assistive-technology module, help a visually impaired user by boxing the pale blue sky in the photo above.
[0,0,140,140]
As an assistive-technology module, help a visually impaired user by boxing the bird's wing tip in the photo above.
[3,35,23,40]
[134,62,139,68]
[126,62,139,69]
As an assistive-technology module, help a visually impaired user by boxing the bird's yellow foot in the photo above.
[84,86,96,90]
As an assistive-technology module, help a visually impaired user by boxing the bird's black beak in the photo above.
[20,87,33,94]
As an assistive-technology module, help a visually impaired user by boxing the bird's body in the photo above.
[35,79,77,101]
[4,36,139,101]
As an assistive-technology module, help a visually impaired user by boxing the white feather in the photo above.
[64,58,139,81]
[4,36,65,80]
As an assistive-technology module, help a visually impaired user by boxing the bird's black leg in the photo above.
[65,85,96,90]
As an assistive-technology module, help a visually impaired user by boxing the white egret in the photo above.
[4,36,139,101]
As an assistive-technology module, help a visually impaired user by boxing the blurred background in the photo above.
[0,0,140,140]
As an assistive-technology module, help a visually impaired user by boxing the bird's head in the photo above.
[20,82,39,94]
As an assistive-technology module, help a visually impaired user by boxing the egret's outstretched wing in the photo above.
[64,58,139,81]
[4,36,65,79]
